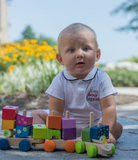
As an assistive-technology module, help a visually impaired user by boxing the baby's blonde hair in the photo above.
[58,23,98,52]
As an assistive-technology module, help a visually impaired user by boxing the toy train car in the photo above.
[0,137,115,158]
[0,106,115,158]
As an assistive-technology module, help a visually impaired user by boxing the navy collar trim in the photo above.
[62,67,98,82]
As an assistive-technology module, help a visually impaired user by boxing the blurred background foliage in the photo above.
[111,0,138,38]
[15,25,57,46]
[106,69,138,87]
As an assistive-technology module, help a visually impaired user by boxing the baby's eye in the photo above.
[69,49,75,53]
[83,47,88,51]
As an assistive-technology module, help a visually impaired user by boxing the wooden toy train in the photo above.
[0,106,115,158]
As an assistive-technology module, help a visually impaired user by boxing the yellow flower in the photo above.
[43,41,47,45]
[22,39,29,45]
[49,52,56,59]
[1,40,58,72]
[13,54,18,57]
[45,45,52,51]
[54,46,58,52]
[7,65,15,74]
[95,63,99,67]
[35,52,41,58]
[12,57,17,61]
[42,56,50,61]
[21,59,26,63]
[30,39,38,44]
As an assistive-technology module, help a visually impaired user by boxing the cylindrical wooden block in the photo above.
[89,112,94,128]
[66,110,69,118]
[23,109,27,116]
[97,122,102,127]
[52,110,55,116]
[81,127,85,138]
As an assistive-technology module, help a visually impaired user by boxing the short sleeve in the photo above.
[99,72,117,99]
[45,70,65,101]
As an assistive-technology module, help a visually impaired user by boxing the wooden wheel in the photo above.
[75,141,85,153]
[108,143,115,156]
[19,139,31,151]
[0,138,9,150]
[43,140,55,152]
[87,144,97,158]
[64,140,75,153]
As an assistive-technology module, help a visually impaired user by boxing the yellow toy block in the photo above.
[1,119,16,130]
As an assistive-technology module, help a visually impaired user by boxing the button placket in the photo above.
[77,81,85,108]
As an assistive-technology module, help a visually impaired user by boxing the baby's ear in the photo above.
[56,53,64,65]
[96,49,101,62]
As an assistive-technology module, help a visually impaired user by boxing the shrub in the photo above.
[106,69,138,87]
[0,60,64,96]
[0,39,57,72]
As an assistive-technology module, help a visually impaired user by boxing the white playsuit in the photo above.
[45,66,117,136]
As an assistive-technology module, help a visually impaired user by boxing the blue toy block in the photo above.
[90,125,109,140]
[15,125,32,138]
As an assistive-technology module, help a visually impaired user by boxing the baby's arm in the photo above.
[100,94,117,145]
[49,95,65,116]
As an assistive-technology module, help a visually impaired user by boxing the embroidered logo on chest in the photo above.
[86,87,99,102]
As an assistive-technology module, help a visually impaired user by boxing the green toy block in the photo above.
[48,128,61,140]
[33,124,47,139]
[82,128,92,142]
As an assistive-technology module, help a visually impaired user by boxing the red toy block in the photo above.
[16,110,33,126]
[46,115,62,129]
[2,106,19,120]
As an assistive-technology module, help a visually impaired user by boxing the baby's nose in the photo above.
[76,50,84,58]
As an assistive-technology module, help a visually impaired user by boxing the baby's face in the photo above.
[57,28,100,79]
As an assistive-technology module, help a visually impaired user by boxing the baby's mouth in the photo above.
[76,62,85,66]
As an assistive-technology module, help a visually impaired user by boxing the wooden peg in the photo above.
[89,112,94,128]
[81,127,85,138]
[66,110,69,118]
[52,110,55,116]
[23,109,26,116]
[97,122,102,127]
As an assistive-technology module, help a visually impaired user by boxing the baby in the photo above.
[31,23,123,145]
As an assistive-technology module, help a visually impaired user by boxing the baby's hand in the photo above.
[106,131,116,146]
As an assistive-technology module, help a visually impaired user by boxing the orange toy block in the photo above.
[46,115,62,129]
[1,119,16,130]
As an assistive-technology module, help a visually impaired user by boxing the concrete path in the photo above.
[0,87,138,160]
[115,87,138,96]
